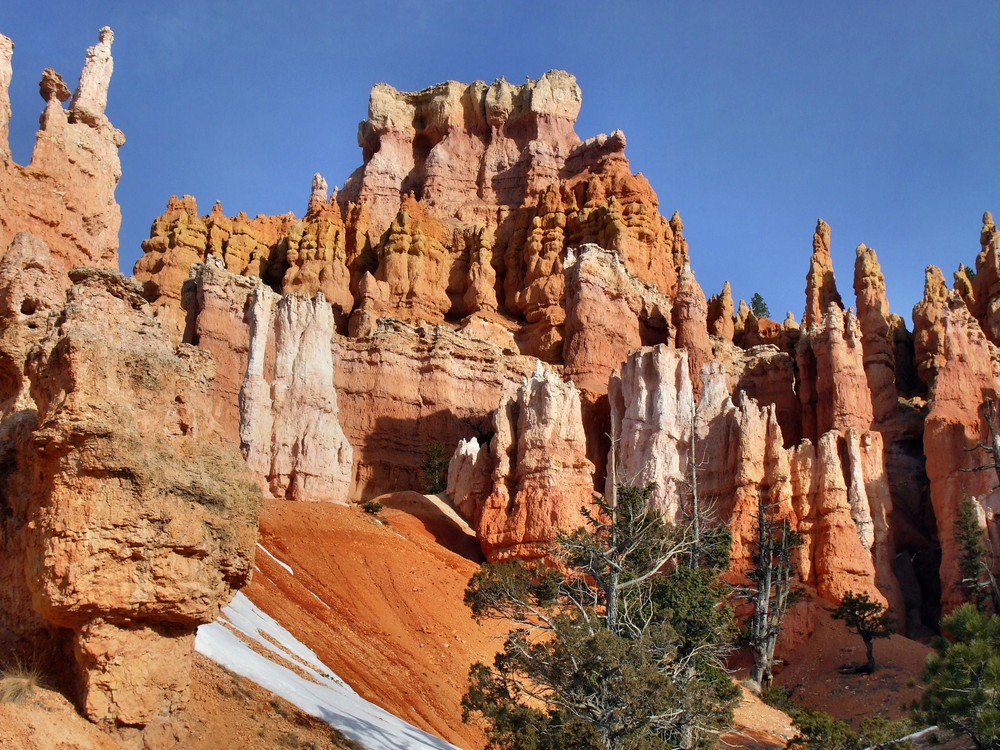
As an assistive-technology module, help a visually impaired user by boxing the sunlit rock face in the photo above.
[240,285,353,503]
[123,58,998,632]
[604,344,899,612]
[0,247,260,726]
[476,363,596,562]
[0,28,124,273]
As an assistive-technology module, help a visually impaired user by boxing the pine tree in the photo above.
[421,441,448,494]
[920,604,1000,749]
[831,591,894,674]
[750,292,770,320]
[957,495,992,612]
[462,483,738,750]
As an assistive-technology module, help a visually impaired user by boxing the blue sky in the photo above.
[3,2,999,324]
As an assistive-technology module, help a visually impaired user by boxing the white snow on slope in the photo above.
[196,593,460,750]
[256,542,295,575]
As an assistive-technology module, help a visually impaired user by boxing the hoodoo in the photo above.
[2,20,999,749]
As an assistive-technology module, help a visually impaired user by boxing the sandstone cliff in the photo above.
[476,363,596,561]
[240,283,354,502]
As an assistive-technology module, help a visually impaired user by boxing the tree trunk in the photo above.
[864,636,875,673]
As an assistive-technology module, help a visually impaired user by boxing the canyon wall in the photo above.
[132,68,976,632]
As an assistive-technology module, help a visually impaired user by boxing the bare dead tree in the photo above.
[744,494,802,692]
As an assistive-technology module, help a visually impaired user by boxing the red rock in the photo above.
[921,285,1000,612]
[854,243,903,424]
[797,307,874,443]
[673,263,713,396]
[708,281,735,342]
[477,363,596,560]
[912,265,952,387]
[803,219,844,329]
[0,29,124,273]
[0,258,260,725]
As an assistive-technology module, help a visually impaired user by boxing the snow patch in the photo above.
[196,593,459,750]
[257,542,294,575]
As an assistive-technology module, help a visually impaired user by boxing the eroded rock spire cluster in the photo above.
[3,25,1000,736]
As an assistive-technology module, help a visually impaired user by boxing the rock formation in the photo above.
[9,37,993,668]
[446,437,492,522]
[606,344,899,612]
[0,246,260,726]
[854,243,900,424]
[803,219,843,329]
[607,345,694,521]
[916,270,1000,612]
[0,29,124,271]
[240,286,354,503]
[341,71,585,237]
[477,363,596,560]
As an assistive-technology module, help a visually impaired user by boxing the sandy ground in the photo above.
[0,654,361,750]
[774,604,931,724]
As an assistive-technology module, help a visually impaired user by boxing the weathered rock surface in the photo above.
[137,72,682,364]
[124,66,995,630]
[607,346,694,521]
[0,252,260,726]
[918,276,1000,612]
[797,306,874,443]
[446,437,492,522]
[562,242,672,476]
[240,286,354,502]
[477,363,596,560]
[854,244,901,424]
[608,344,900,613]
[803,219,843,329]
[0,29,124,272]
[338,320,537,500]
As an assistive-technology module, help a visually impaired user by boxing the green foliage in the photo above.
[788,708,913,749]
[957,495,992,612]
[750,292,771,319]
[919,603,1000,749]
[421,441,448,494]
[360,498,384,515]
[832,591,894,672]
[463,483,738,749]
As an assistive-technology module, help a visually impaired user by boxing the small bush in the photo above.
[270,697,291,720]
[760,684,795,712]
[330,728,367,750]
[360,499,384,515]
[789,706,914,749]
[0,664,40,704]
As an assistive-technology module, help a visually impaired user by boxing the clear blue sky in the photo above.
[4,2,999,325]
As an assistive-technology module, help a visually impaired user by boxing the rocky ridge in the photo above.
[128,68,999,638]
[4,24,1000,746]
